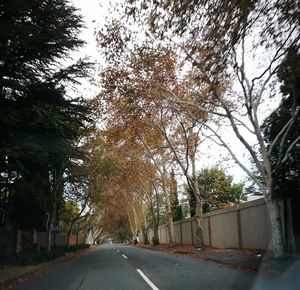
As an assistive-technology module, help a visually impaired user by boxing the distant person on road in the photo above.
[134,236,138,245]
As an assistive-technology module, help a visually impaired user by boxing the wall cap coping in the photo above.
[203,198,266,217]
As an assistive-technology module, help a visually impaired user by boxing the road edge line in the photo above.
[136,269,159,290]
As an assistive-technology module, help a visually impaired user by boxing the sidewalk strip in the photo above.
[122,254,128,259]
[136,269,159,290]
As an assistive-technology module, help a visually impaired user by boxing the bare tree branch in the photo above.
[203,123,265,190]
[281,135,300,166]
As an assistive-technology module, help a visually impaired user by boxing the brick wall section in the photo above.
[208,217,212,247]
[236,209,243,248]
[180,222,183,245]
[142,198,294,251]
[191,220,194,245]
[0,228,16,256]
[68,234,85,245]
[21,230,35,251]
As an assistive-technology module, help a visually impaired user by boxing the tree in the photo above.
[0,0,92,232]
[262,47,300,199]
[187,167,245,215]
[156,109,206,249]
[198,167,245,213]
[97,27,181,246]
[97,16,215,248]
[262,47,300,250]
[60,201,79,232]
[169,170,183,221]
[126,0,300,257]
[82,126,160,244]
[138,176,162,245]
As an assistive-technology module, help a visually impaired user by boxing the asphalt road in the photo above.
[13,244,299,290]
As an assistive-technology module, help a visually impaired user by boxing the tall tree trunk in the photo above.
[47,229,52,251]
[267,200,285,257]
[149,204,159,245]
[141,203,149,244]
[162,156,175,247]
[194,194,204,249]
[1,174,11,227]
[149,184,160,245]
[263,166,285,257]
[46,213,53,252]
[127,210,136,239]
[152,223,160,246]
[131,204,139,235]
[191,147,205,250]
[166,201,175,246]
[265,184,285,257]
[0,192,8,227]
[142,226,149,244]
[76,223,79,246]
[67,221,75,247]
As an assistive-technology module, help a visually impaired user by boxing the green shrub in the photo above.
[65,244,89,252]
[1,244,89,266]
[2,248,66,266]
[152,236,159,246]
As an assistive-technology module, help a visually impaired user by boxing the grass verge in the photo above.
[0,265,35,283]
[0,244,90,284]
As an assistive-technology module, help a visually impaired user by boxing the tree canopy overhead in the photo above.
[121,0,300,257]
[1,0,298,257]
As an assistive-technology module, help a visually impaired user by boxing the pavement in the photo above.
[137,243,300,274]
[1,244,299,290]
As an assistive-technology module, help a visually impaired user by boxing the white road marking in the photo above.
[122,254,128,259]
[136,269,159,290]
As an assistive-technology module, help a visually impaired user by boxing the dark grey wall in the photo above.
[0,228,16,258]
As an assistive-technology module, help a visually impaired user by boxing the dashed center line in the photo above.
[137,269,160,290]
[122,254,128,259]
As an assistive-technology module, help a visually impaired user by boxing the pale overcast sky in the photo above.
[69,0,110,99]
[71,0,104,56]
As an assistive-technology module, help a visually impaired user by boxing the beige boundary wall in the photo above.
[139,198,294,251]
